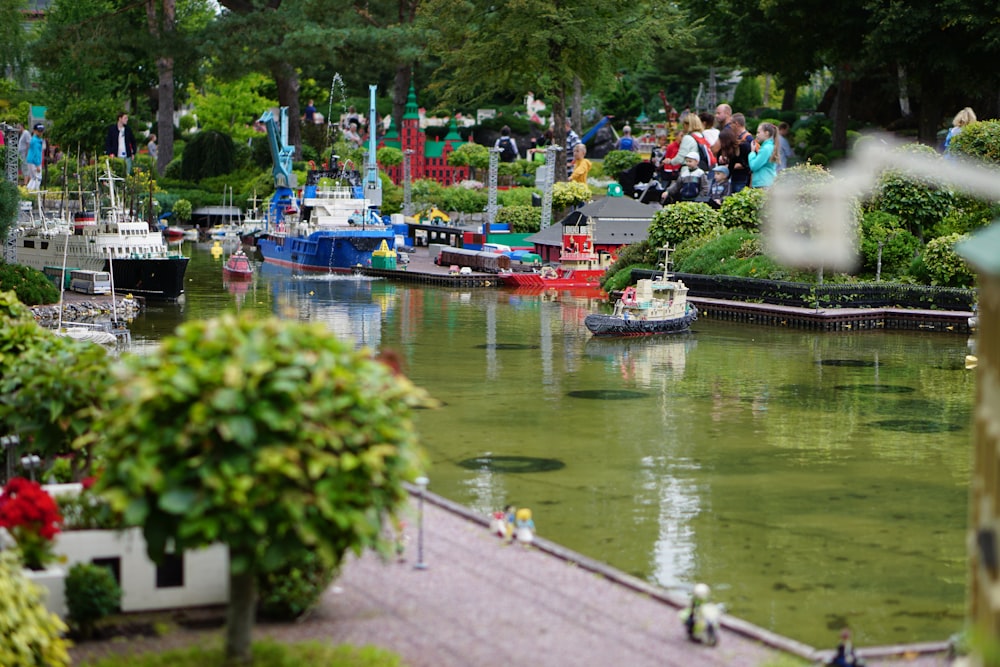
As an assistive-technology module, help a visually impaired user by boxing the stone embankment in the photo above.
[30,293,143,326]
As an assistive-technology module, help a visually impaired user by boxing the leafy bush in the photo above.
[181,130,236,181]
[0,330,112,479]
[171,198,192,222]
[65,562,122,639]
[89,313,432,661]
[600,239,657,290]
[552,181,592,209]
[377,146,403,167]
[950,119,1000,164]
[870,144,955,240]
[718,187,767,230]
[0,177,19,243]
[257,551,338,620]
[498,187,539,207]
[859,210,922,279]
[922,232,974,287]
[649,201,720,247]
[932,195,1000,237]
[0,551,69,667]
[448,143,489,170]
[79,639,406,667]
[0,263,60,306]
[495,205,541,233]
[602,150,644,179]
[410,179,446,210]
[440,186,486,214]
[674,228,794,279]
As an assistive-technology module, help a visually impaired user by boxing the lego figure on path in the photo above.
[827,628,865,667]
[514,507,535,544]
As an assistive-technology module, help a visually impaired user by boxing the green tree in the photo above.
[421,0,684,179]
[90,314,431,664]
[187,74,277,143]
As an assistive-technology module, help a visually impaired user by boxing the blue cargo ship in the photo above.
[256,84,391,272]
[256,168,393,272]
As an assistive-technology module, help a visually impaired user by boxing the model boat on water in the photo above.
[222,248,253,281]
[12,164,189,302]
[255,85,392,272]
[499,210,613,289]
[584,246,697,337]
[255,166,394,272]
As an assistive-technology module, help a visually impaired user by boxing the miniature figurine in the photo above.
[489,510,509,538]
[827,629,865,667]
[679,583,723,646]
[514,507,535,544]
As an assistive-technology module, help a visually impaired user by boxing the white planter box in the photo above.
[55,528,228,614]
[24,566,67,618]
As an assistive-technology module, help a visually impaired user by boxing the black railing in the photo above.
[630,270,976,312]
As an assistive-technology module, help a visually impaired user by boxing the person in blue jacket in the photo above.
[748,122,779,189]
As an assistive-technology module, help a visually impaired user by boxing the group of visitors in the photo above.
[643,103,798,208]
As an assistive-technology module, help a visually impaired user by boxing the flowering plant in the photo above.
[0,478,63,570]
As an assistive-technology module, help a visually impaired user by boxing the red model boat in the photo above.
[222,248,254,281]
[499,211,614,289]
[162,226,187,241]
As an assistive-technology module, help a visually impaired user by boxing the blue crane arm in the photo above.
[259,108,295,189]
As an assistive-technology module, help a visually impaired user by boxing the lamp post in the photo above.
[413,476,429,570]
[1,434,19,484]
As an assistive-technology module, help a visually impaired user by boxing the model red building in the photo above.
[379,85,469,186]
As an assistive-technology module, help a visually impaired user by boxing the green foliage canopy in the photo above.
[90,313,430,661]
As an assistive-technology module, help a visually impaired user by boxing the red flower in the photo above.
[0,477,63,570]
[81,476,97,490]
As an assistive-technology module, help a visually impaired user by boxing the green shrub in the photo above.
[0,263,60,306]
[870,144,955,240]
[181,130,236,181]
[718,187,767,230]
[552,181,591,209]
[65,562,122,639]
[257,551,338,621]
[932,195,1000,237]
[448,143,489,171]
[377,146,403,167]
[0,177,20,243]
[440,186,487,214]
[674,228,794,279]
[649,201,720,247]
[0,551,70,667]
[171,198,192,222]
[950,119,1000,164]
[600,239,657,290]
[498,187,539,207]
[859,210,922,279]
[80,639,406,667]
[495,205,541,233]
[602,150,644,179]
[922,232,974,287]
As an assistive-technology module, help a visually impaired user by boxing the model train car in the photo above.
[434,247,511,273]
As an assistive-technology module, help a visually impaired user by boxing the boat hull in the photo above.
[585,305,698,337]
[500,269,605,289]
[257,229,394,272]
[14,233,189,302]
[106,257,189,301]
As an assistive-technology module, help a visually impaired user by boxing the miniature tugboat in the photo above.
[223,248,254,281]
[499,210,613,289]
[584,245,697,337]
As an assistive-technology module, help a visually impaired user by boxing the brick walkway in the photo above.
[70,490,952,667]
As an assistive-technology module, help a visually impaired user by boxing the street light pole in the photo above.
[413,476,429,570]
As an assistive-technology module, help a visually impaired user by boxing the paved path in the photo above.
[71,490,953,667]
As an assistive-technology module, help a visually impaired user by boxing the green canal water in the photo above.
[129,244,974,648]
